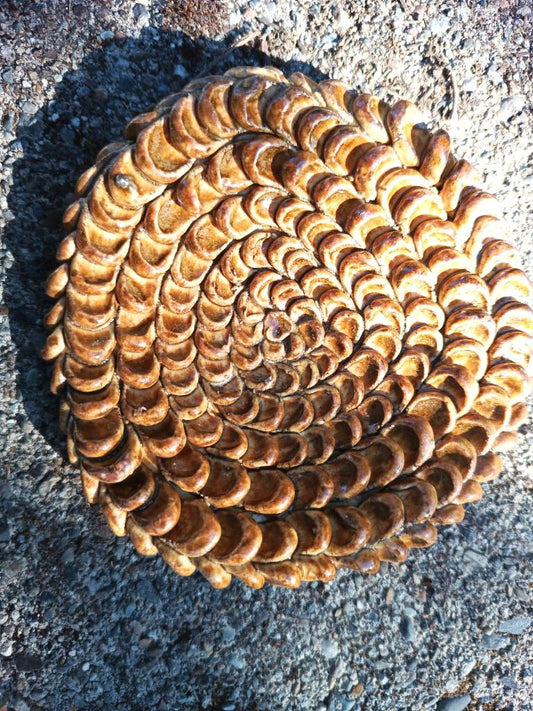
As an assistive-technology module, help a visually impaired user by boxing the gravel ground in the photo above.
[0,1,532,709]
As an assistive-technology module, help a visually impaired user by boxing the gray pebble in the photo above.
[459,658,476,677]
[229,653,245,670]
[114,173,134,190]
[133,3,149,24]
[321,638,340,659]
[517,5,531,17]
[20,100,37,116]
[498,95,526,122]
[259,1,277,25]
[498,617,532,635]
[222,625,236,643]
[482,633,509,650]
[400,615,417,642]
[0,520,10,543]
[463,549,488,568]
[0,640,13,657]
[327,691,355,711]
[486,62,504,85]
[436,695,471,711]
[462,76,478,92]
[429,15,451,35]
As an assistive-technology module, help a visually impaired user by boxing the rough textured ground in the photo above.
[0,1,532,710]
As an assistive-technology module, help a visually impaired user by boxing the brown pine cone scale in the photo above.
[43,67,533,589]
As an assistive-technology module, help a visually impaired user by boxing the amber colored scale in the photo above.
[43,66,533,588]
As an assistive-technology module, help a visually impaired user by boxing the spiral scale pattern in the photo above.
[43,67,533,589]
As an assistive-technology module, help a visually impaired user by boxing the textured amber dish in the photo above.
[43,66,533,589]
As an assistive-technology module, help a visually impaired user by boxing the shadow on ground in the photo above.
[3,26,327,457]
[0,28,350,710]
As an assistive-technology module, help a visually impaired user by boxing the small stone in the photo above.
[486,62,503,85]
[124,603,136,617]
[173,64,187,78]
[429,15,451,35]
[0,640,13,657]
[14,654,41,671]
[350,683,364,697]
[436,695,472,711]
[20,100,37,116]
[498,96,526,122]
[462,76,478,93]
[100,30,114,41]
[320,34,339,51]
[0,520,10,543]
[400,615,416,642]
[481,633,508,650]
[321,637,340,659]
[133,3,149,25]
[498,616,532,634]
[333,6,351,32]
[222,625,236,643]
[463,549,488,568]
[229,653,245,670]
[114,174,134,190]
[460,658,476,677]
[38,475,60,497]
[258,1,277,25]
[327,691,355,711]
[2,111,16,132]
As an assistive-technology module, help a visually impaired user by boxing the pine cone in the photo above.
[42,67,533,589]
